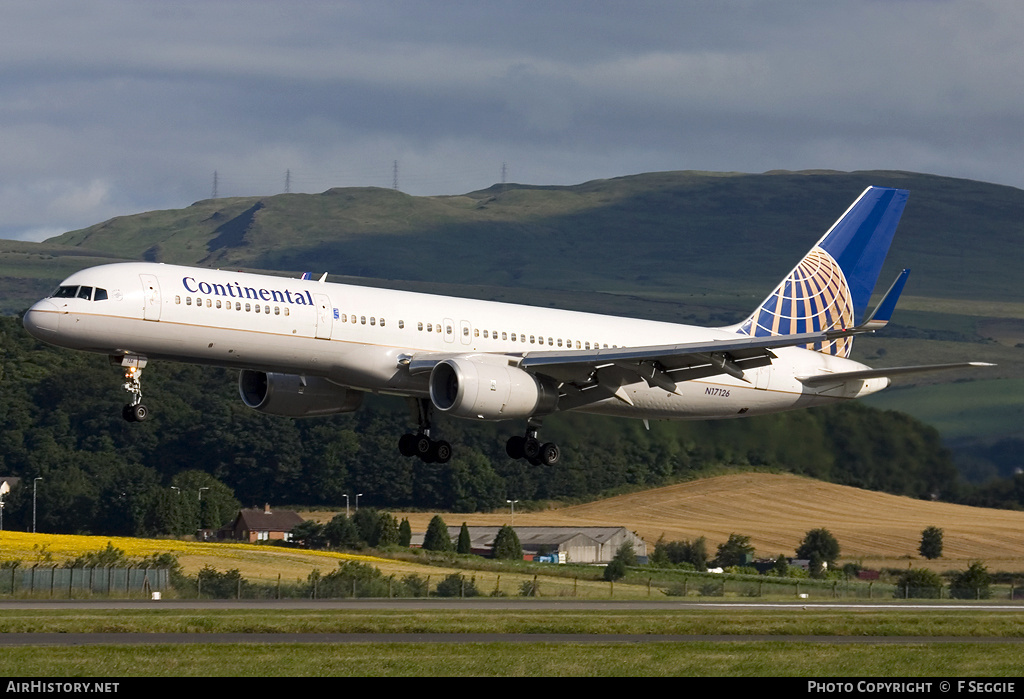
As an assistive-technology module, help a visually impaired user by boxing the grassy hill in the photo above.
[390,472,1024,571]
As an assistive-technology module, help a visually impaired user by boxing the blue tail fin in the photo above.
[735,186,909,357]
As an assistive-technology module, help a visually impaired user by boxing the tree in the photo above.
[603,558,627,582]
[457,522,472,554]
[422,515,453,552]
[398,518,412,547]
[323,513,361,549]
[714,533,754,568]
[290,520,326,549]
[894,568,944,599]
[796,528,841,568]
[612,541,637,567]
[492,525,522,560]
[919,526,943,559]
[371,512,399,547]
[435,573,479,597]
[949,562,992,600]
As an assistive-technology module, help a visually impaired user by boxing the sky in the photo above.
[2,0,1022,241]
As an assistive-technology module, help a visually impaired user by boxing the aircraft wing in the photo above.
[405,327,862,408]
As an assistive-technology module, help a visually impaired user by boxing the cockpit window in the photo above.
[53,285,79,298]
[50,285,108,301]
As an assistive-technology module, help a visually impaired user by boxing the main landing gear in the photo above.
[505,426,560,466]
[398,399,452,464]
[115,355,149,423]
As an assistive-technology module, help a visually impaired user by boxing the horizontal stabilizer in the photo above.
[797,362,994,386]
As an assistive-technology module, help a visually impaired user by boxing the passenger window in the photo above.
[341,314,347,322]
[370,317,376,326]
[398,320,404,329]
[284,308,289,316]
[483,330,488,338]
[530,335,535,344]
[186,297,192,306]
[511,333,517,341]
[236,302,241,310]
[502,332,507,340]
[255,305,261,313]
[585,342,590,350]
[207,299,212,308]
[245,303,251,312]
[557,339,563,347]
[361,316,366,324]
[417,322,423,331]
[463,327,469,336]
[447,325,453,335]
[426,323,432,332]
[175,296,181,305]
[380,318,386,327]
[274,306,279,315]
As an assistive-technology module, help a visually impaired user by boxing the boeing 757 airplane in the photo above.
[22,186,989,466]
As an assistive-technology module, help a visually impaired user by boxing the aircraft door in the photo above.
[314,294,333,340]
[140,274,161,321]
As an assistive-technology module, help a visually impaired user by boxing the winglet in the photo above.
[861,269,910,330]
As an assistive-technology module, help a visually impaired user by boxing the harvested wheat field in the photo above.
[391,473,1024,572]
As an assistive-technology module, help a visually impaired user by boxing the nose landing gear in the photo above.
[114,355,149,423]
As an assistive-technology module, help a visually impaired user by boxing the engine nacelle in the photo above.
[238,370,363,418]
[429,358,558,420]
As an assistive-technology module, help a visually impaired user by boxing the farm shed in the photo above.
[413,526,646,563]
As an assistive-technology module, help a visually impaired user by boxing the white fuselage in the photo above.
[22,262,888,421]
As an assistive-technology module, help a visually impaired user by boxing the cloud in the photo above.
[1,1,1022,241]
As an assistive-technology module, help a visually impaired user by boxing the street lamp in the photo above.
[343,494,350,518]
[355,493,363,511]
[506,499,519,526]
[33,477,42,533]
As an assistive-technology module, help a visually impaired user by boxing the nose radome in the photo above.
[22,300,60,338]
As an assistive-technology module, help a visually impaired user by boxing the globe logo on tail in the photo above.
[738,246,855,357]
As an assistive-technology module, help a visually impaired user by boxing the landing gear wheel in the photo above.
[398,433,417,457]
[539,442,560,466]
[523,437,541,461]
[506,435,525,460]
[432,440,452,464]
[122,403,149,423]
[414,434,433,459]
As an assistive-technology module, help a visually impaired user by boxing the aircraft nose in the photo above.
[22,300,60,339]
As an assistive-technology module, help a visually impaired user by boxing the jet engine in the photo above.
[239,370,363,417]
[428,358,558,420]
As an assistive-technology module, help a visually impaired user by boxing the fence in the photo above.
[0,566,169,597]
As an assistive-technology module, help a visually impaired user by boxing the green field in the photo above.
[0,608,1022,676]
